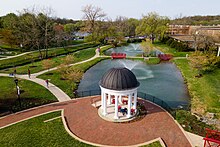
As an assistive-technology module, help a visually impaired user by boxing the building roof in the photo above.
[99,68,139,90]
[170,35,194,42]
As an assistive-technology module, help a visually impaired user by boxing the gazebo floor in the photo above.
[97,103,138,122]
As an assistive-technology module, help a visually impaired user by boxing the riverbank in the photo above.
[173,58,220,119]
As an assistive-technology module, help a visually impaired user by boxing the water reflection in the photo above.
[77,59,190,108]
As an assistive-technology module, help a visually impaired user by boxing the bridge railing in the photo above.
[75,90,176,118]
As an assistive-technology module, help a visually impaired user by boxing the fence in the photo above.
[76,90,176,118]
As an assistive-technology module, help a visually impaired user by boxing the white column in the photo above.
[114,95,119,119]
[103,93,107,116]
[107,94,111,105]
[218,46,220,57]
[101,91,104,109]
[127,94,132,118]
[134,92,137,112]
[119,95,122,104]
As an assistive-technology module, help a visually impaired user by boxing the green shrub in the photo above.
[176,110,216,136]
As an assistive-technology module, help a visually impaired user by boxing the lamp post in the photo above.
[14,78,21,109]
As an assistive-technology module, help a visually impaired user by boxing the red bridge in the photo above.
[158,54,173,61]
[111,53,126,59]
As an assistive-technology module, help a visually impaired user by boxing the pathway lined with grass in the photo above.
[0,46,185,102]
[0,98,191,147]
[0,42,88,61]
[33,48,100,77]
[0,48,101,102]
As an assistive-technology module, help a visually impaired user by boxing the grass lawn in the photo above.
[173,59,220,116]
[141,141,162,147]
[145,58,160,64]
[0,47,97,74]
[153,42,192,57]
[38,57,110,98]
[126,57,160,65]
[0,111,91,147]
[0,111,163,147]
[0,45,113,74]
[0,43,97,70]
[0,77,57,114]
[100,45,113,55]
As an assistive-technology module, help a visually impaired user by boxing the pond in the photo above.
[105,43,163,57]
[77,59,190,108]
[105,43,143,56]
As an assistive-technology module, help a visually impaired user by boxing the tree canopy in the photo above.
[136,12,170,42]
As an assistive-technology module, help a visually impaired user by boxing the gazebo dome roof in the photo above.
[100,67,139,90]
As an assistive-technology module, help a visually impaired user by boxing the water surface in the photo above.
[77,59,190,108]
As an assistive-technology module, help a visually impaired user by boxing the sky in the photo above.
[1,0,220,20]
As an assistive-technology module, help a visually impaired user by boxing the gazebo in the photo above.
[99,67,140,122]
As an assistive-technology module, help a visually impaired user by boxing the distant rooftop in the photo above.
[170,35,194,42]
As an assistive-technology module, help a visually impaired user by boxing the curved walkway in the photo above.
[0,73,70,102]
[0,43,89,61]
[0,97,192,146]
[33,49,100,77]
[0,49,100,102]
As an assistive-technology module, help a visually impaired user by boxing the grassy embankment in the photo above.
[38,57,109,98]
[0,77,57,114]
[38,45,112,98]
[153,41,192,57]
[0,111,162,147]
[0,43,97,70]
[0,40,85,57]
[0,47,97,74]
[173,59,220,115]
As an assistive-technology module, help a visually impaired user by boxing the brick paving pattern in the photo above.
[0,96,191,147]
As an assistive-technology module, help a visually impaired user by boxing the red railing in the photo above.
[111,53,126,59]
[158,54,173,61]
[203,128,220,147]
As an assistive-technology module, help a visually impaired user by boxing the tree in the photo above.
[1,13,18,30]
[64,21,83,34]
[0,29,18,47]
[41,59,55,70]
[189,51,220,74]
[64,68,83,82]
[54,23,66,47]
[126,18,139,37]
[62,54,74,65]
[64,68,83,92]
[81,4,106,40]
[36,8,55,58]
[193,31,215,51]
[17,12,42,52]
[140,39,154,56]
[136,12,170,43]
[0,13,19,47]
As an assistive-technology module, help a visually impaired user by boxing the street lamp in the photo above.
[14,78,21,109]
